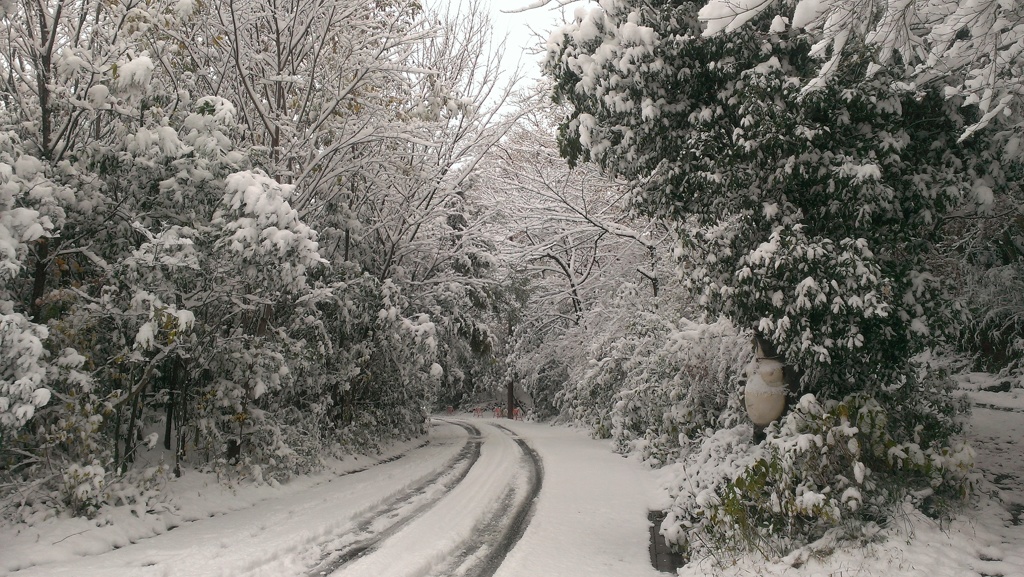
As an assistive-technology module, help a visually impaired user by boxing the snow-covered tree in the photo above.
[547,0,988,403]
[0,0,524,519]
[697,0,1024,141]
[546,0,982,558]
[0,105,58,440]
[477,92,679,418]
[948,181,1024,383]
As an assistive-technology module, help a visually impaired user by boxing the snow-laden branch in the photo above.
[501,0,578,14]
[698,0,1024,138]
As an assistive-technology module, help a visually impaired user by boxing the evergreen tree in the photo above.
[547,0,986,556]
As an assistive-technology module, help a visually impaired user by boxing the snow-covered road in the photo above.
[327,420,539,577]
[1,418,663,577]
[13,398,1023,577]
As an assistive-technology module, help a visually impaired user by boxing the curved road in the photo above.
[4,419,544,577]
[330,419,543,577]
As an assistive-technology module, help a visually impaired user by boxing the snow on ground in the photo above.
[0,424,466,577]
[672,376,1024,577]
[336,421,524,577]
[2,378,1024,577]
[492,419,663,577]
[959,371,1024,411]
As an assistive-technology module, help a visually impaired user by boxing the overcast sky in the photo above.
[490,1,565,79]
[432,0,573,83]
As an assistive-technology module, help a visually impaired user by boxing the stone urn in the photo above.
[744,358,787,427]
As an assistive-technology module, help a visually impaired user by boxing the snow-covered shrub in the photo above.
[508,348,567,421]
[0,337,112,517]
[59,461,107,517]
[609,317,749,466]
[562,345,629,438]
[55,461,166,519]
[413,272,506,413]
[213,170,325,296]
[525,358,569,420]
[552,277,747,459]
[0,129,58,444]
[0,311,51,433]
[959,262,1024,384]
[306,276,439,449]
[556,284,662,437]
[507,319,578,422]
[189,335,293,468]
[103,465,169,514]
[335,410,387,455]
[661,386,974,561]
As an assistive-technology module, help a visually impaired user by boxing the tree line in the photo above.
[0,0,520,518]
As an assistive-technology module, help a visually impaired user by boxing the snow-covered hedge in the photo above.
[553,285,746,449]
[660,387,974,560]
[960,262,1024,385]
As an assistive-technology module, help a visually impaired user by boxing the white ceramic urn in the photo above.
[744,358,787,427]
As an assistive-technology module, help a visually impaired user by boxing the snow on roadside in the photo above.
[958,371,1024,411]
[0,425,462,577]
[669,376,1024,577]
[492,419,664,577]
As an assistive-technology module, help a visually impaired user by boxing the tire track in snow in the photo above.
[438,421,544,577]
[974,402,1024,414]
[333,438,432,478]
[308,421,483,576]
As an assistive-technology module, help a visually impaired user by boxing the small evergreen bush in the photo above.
[661,386,974,562]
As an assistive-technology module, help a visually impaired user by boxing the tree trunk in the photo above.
[176,368,203,478]
[122,388,143,472]
[507,380,515,420]
[164,360,179,451]
[255,302,273,337]
[113,406,121,468]
[29,238,49,322]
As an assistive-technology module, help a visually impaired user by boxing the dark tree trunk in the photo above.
[507,380,515,420]
[123,385,145,470]
[176,368,203,478]
[113,406,122,467]
[164,360,179,451]
[30,238,49,322]
[226,438,241,464]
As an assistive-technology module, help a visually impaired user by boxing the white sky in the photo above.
[490,1,566,80]
[435,0,573,83]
